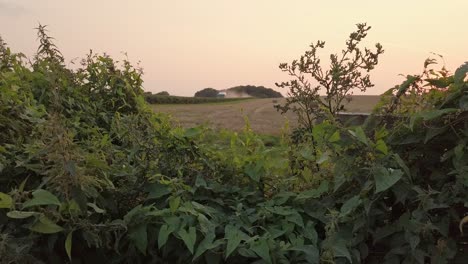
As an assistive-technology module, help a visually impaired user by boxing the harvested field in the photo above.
[151,95,381,134]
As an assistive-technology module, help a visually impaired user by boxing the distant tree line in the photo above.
[194,85,283,98]
[144,93,247,104]
[194,88,218,97]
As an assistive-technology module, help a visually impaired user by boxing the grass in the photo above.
[151,96,381,135]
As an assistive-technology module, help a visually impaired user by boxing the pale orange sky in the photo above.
[1,0,467,96]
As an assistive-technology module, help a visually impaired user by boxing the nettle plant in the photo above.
[276,23,384,130]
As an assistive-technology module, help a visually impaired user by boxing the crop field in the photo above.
[151,95,381,134]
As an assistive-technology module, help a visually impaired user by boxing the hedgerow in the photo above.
[0,26,467,264]
[144,94,248,104]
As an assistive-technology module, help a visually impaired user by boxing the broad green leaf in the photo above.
[23,189,61,208]
[373,166,403,193]
[129,224,148,254]
[244,163,263,182]
[295,181,329,200]
[250,238,272,264]
[289,245,319,263]
[237,247,257,258]
[405,232,420,251]
[424,127,448,143]
[195,175,207,188]
[178,226,196,254]
[393,154,410,178]
[145,183,171,199]
[340,195,361,216]
[375,139,388,155]
[30,216,64,234]
[419,108,457,121]
[225,225,243,259]
[0,192,12,208]
[286,212,304,228]
[7,211,37,219]
[459,95,468,110]
[333,240,351,262]
[328,130,340,142]
[316,151,330,164]
[265,206,295,216]
[158,224,175,249]
[299,148,315,161]
[374,224,399,242]
[303,221,318,245]
[65,231,73,260]
[349,127,368,146]
[454,62,468,83]
[169,196,181,212]
[184,127,202,138]
[193,233,216,260]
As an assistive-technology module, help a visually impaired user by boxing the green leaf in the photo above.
[299,148,315,161]
[145,183,171,199]
[87,203,105,213]
[349,127,368,146]
[289,245,319,263]
[169,196,181,212]
[333,240,351,262]
[225,225,244,259]
[158,224,175,249]
[19,176,29,192]
[30,216,64,234]
[244,162,263,182]
[184,127,202,138]
[316,151,330,164]
[286,212,304,228]
[328,130,340,142]
[454,62,468,83]
[295,181,329,200]
[65,231,73,260]
[373,166,403,193]
[424,127,448,143]
[405,232,420,251]
[178,226,197,254]
[419,108,457,121]
[0,192,13,209]
[23,189,61,208]
[375,139,388,155]
[7,211,38,219]
[265,206,295,216]
[340,195,361,216]
[303,221,318,245]
[393,154,411,179]
[459,95,468,111]
[250,238,272,264]
[194,233,217,260]
[129,224,148,254]
[195,175,207,188]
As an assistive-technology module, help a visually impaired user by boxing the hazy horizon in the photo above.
[1,0,467,96]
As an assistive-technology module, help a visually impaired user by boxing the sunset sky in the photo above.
[1,0,467,96]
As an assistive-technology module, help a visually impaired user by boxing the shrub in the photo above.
[1,25,467,264]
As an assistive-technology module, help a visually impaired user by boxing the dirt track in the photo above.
[151,96,380,135]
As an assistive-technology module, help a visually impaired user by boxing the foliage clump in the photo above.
[194,87,219,97]
[0,25,468,264]
[276,23,384,130]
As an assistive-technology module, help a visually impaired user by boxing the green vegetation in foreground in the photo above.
[1,25,468,264]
